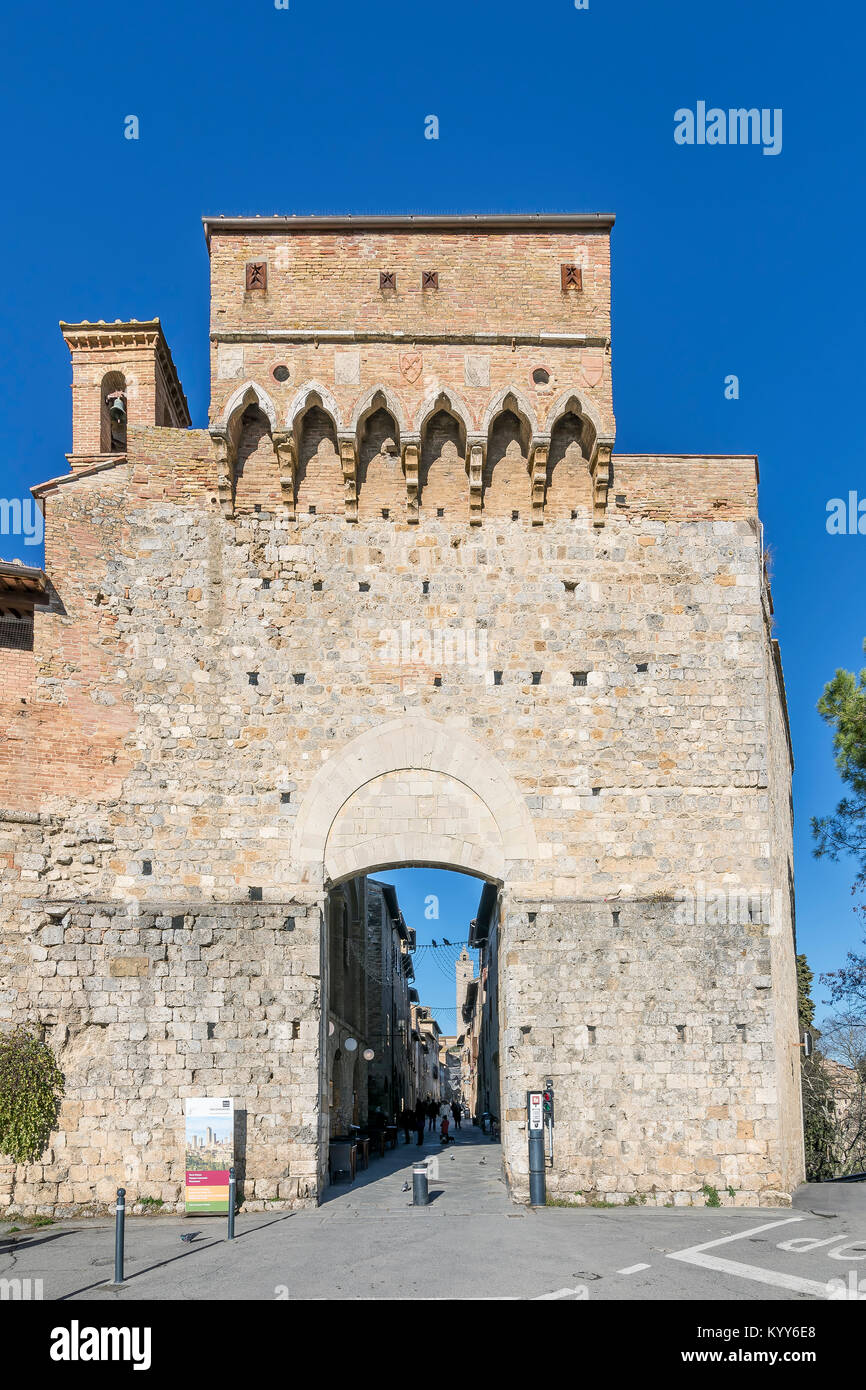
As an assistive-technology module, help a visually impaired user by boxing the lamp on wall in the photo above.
[363,1048,375,1061]
[344,1037,358,1052]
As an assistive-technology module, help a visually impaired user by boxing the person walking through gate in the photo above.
[451,1099,461,1130]
[401,1106,414,1145]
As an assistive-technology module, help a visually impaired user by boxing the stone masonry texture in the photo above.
[0,214,804,1214]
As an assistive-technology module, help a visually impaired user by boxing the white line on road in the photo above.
[617,1263,651,1275]
[534,1286,589,1300]
[667,1216,831,1297]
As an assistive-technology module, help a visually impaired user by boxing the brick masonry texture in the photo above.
[0,218,803,1213]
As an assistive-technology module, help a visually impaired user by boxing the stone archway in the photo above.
[292,715,538,889]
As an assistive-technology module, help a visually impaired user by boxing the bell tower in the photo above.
[456,948,476,1019]
[60,318,190,467]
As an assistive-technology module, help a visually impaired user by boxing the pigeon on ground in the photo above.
[180,1232,198,1243]
[401,1181,411,1191]
[478,1158,486,1165]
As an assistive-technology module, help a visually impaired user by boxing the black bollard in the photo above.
[227,1168,236,1240]
[114,1187,126,1284]
[412,1164,429,1206]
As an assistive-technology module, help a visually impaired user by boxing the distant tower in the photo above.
[60,319,190,466]
[456,948,475,1019]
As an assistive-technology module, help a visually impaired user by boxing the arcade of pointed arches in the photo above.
[210,379,614,525]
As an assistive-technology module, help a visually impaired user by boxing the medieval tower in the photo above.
[0,214,804,1212]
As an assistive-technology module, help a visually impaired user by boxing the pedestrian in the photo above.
[439,1101,451,1144]
[416,1107,426,1146]
[401,1106,414,1144]
[427,1096,436,1131]
[451,1099,461,1130]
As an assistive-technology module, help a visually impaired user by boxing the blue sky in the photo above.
[1,0,864,1023]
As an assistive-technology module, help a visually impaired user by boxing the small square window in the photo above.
[380,271,396,290]
[249,886,263,902]
[572,671,588,686]
[246,262,267,291]
[422,270,439,290]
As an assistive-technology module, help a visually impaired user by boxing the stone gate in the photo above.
[0,214,804,1212]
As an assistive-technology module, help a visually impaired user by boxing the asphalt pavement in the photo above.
[2,1128,864,1301]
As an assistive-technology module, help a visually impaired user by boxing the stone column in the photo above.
[339,436,358,522]
[273,430,297,520]
[590,438,614,527]
[467,438,485,525]
[209,428,234,519]
[529,438,549,525]
[403,437,421,523]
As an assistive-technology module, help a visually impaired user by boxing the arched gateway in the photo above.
[293,716,538,888]
[0,215,803,1217]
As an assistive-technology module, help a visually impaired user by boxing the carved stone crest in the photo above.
[399,351,423,384]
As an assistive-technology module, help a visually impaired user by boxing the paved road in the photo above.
[3,1129,864,1301]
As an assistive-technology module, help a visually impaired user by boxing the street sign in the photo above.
[528,1091,543,1130]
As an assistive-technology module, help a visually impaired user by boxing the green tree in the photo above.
[812,641,866,1016]
[0,1027,65,1165]
[812,637,866,884]
[797,952,840,1179]
[796,954,816,1032]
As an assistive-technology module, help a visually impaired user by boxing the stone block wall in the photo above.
[501,897,792,1207]
[0,878,321,1215]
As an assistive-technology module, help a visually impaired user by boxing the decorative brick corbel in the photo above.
[529,437,549,526]
[403,436,421,524]
[273,430,297,520]
[209,428,234,519]
[467,437,485,526]
[338,436,358,522]
[589,437,614,527]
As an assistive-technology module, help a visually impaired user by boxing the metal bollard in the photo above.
[227,1168,236,1240]
[412,1164,429,1206]
[114,1187,126,1284]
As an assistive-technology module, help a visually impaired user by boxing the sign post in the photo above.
[184,1098,234,1216]
[527,1090,546,1207]
[544,1079,555,1166]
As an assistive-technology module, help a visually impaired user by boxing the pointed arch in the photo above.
[544,387,605,451]
[483,409,532,517]
[348,385,409,437]
[216,380,278,433]
[357,404,404,521]
[285,381,343,434]
[414,385,475,439]
[481,386,538,440]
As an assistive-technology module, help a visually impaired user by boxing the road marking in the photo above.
[667,1216,830,1297]
[617,1262,651,1275]
[534,1286,589,1300]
